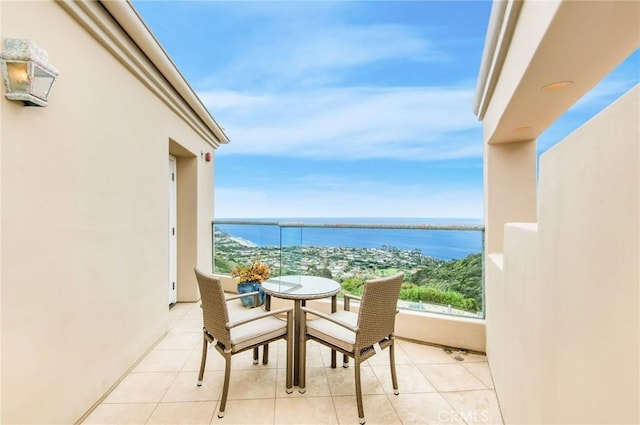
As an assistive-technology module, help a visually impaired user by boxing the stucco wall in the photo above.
[489,85,639,423]
[1,1,215,423]
[537,85,639,423]
[484,141,537,253]
[484,253,504,406]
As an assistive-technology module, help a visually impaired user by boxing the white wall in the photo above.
[537,85,639,423]
[489,85,639,423]
[1,1,216,423]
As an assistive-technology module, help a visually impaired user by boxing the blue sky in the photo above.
[133,1,639,220]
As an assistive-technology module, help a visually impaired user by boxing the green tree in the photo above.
[214,256,234,274]
[340,277,365,296]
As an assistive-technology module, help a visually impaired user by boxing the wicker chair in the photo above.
[194,268,294,418]
[300,272,404,425]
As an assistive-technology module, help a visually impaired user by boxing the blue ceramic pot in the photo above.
[237,281,265,308]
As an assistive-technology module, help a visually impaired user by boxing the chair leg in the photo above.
[253,347,259,365]
[331,295,337,368]
[218,354,232,418]
[389,342,399,395]
[286,311,293,393]
[263,295,271,365]
[354,359,365,424]
[298,311,306,394]
[197,335,207,386]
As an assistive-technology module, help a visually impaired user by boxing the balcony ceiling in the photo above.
[478,0,639,144]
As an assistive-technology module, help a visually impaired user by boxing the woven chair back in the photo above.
[355,272,404,350]
[194,268,232,348]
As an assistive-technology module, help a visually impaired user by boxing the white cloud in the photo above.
[269,24,440,78]
[195,11,445,90]
[202,85,482,160]
[187,2,481,162]
[136,1,494,219]
[215,179,483,219]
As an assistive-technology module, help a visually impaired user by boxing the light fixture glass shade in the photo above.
[541,81,573,92]
[0,38,59,107]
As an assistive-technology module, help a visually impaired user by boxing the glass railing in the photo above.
[212,219,485,319]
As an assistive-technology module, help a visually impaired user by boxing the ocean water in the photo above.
[215,217,483,260]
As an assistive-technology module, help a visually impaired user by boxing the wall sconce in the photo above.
[205,152,212,162]
[0,38,59,107]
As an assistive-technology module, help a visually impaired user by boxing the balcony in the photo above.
[1,1,635,423]
[81,302,503,424]
[80,221,502,424]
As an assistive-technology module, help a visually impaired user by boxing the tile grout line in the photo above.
[151,310,219,424]
[459,361,494,390]
[92,305,502,425]
[75,330,171,425]
[144,318,197,424]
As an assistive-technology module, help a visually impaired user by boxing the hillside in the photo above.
[214,227,483,313]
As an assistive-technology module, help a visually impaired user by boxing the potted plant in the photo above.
[231,258,271,308]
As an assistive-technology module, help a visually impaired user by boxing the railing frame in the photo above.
[212,219,486,319]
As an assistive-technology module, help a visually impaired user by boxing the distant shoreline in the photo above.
[227,236,256,247]
[215,217,484,225]
[214,220,483,261]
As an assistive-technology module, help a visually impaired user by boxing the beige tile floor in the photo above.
[83,302,503,425]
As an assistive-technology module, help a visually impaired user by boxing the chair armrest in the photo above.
[344,293,361,301]
[227,307,293,329]
[343,293,361,311]
[301,307,358,332]
[225,291,260,303]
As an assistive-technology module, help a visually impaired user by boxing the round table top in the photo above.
[261,275,341,300]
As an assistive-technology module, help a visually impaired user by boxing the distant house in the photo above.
[1,1,228,423]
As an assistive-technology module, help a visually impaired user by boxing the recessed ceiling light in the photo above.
[513,126,532,133]
[542,81,574,92]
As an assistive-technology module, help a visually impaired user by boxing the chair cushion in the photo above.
[306,311,358,353]
[227,299,266,321]
[231,316,287,352]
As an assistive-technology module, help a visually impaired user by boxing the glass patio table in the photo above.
[261,275,342,388]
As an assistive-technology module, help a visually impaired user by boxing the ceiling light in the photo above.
[541,81,573,92]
